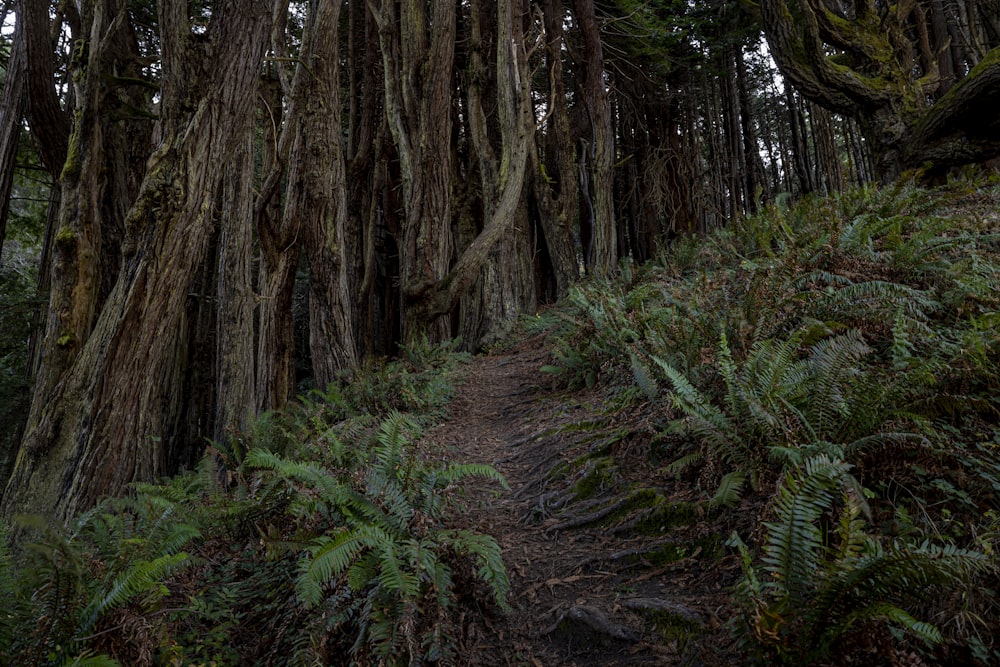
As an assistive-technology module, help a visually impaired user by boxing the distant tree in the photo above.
[749,0,1000,179]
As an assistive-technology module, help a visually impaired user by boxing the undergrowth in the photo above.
[540,175,1000,663]
[0,340,509,666]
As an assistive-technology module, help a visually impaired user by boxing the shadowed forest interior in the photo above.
[0,0,999,665]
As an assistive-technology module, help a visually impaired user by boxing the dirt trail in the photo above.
[428,335,734,666]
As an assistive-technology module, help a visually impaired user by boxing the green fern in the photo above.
[709,470,748,508]
[733,455,990,663]
[80,552,190,635]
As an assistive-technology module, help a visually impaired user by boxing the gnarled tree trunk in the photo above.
[371,0,457,344]
[2,0,274,522]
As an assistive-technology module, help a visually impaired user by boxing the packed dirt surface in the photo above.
[427,334,741,666]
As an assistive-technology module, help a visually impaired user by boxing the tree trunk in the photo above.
[531,0,580,297]
[0,20,25,262]
[347,2,382,357]
[371,0,457,344]
[754,0,1000,177]
[298,0,360,385]
[20,0,69,179]
[458,0,537,347]
[570,0,616,275]
[2,0,274,522]
[214,136,257,443]
[29,0,151,424]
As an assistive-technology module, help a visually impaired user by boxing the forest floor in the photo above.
[426,331,742,666]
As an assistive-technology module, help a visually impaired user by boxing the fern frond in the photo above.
[297,526,395,606]
[436,463,509,489]
[761,456,854,603]
[710,470,747,508]
[653,355,735,454]
[245,447,336,491]
[377,543,421,600]
[441,530,510,611]
[663,452,702,478]
[804,330,871,437]
[81,552,189,634]
[629,352,658,399]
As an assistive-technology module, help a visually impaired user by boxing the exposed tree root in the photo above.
[540,604,639,642]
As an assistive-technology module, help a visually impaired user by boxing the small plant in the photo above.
[1,492,199,666]
[245,411,510,665]
[730,455,990,664]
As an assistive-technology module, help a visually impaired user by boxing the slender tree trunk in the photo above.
[787,88,814,194]
[0,22,25,262]
[20,0,69,178]
[347,2,382,357]
[3,0,274,522]
[255,10,304,413]
[735,48,770,211]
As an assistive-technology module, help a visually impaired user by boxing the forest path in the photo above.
[427,334,730,666]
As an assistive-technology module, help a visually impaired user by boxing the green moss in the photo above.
[573,456,617,499]
[603,488,701,534]
[629,501,699,535]
[57,332,75,347]
[645,542,688,565]
[55,226,76,246]
[625,534,724,568]
[643,608,700,644]
[545,460,571,481]
[60,112,85,181]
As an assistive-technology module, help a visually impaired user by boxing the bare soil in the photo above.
[427,334,743,666]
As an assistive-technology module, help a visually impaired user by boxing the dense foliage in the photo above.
[0,341,509,666]
[1,177,999,664]
[543,175,1000,663]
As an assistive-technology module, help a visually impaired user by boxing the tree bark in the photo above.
[297,0,360,385]
[416,0,535,333]
[20,0,70,178]
[3,0,274,522]
[370,0,457,344]
[753,0,1000,177]
[458,0,537,347]
[29,0,151,422]
[570,0,616,274]
[0,20,25,262]
[214,135,257,444]
[531,0,580,297]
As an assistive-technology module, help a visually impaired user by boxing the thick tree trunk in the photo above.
[755,0,1000,177]
[2,0,274,522]
[300,0,361,384]
[214,136,257,443]
[570,0,616,275]
[415,0,534,333]
[531,0,580,297]
[29,0,151,424]
[371,0,456,344]
[458,0,537,347]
